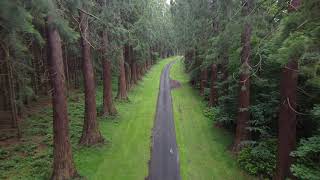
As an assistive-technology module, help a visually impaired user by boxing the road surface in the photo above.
[148,61,181,180]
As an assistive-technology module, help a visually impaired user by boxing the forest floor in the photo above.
[0,57,176,180]
[170,60,251,180]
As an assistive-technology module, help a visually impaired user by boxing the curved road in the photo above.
[148,62,181,180]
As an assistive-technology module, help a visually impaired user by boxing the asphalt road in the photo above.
[148,61,181,180]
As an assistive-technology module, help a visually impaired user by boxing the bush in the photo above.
[203,107,220,121]
[291,135,320,180]
[237,139,277,178]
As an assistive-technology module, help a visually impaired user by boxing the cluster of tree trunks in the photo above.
[192,0,301,179]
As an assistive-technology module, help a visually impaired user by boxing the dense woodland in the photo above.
[0,0,319,179]
[0,0,174,179]
[171,0,320,179]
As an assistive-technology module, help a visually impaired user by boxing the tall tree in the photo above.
[209,64,218,106]
[116,48,128,100]
[275,0,301,179]
[78,10,104,145]
[102,31,117,116]
[233,0,253,152]
[46,15,78,179]
[200,68,208,96]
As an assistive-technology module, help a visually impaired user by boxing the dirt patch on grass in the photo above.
[170,79,181,89]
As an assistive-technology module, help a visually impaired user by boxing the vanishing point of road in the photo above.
[148,61,181,180]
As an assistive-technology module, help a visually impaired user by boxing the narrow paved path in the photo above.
[148,62,181,180]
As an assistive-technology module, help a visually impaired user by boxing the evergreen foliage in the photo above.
[171,0,320,178]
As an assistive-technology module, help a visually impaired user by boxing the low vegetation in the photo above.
[170,60,250,180]
[0,58,175,179]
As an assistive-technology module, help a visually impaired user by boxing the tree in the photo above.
[233,0,253,152]
[46,15,78,179]
[275,0,301,179]
[209,64,218,106]
[78,9,104,145]
[98,0,117,116]
[116,47,128,100]
[102,31,117,116]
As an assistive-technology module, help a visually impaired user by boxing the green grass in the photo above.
[75,57,177,179]
[170,59,251,180]
[0,57,177,180]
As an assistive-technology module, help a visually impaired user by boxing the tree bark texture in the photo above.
[275,0,301,179]
[79,11,104,146]
[46,15,78,180]
[102,31,117,116]
[209,64,218,106]
[200,69,208,96]
[233,0,253,152]
[124,45,131,90]
[117,48,128,100]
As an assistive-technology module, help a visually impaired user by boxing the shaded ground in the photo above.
[148,62,181,180]
[170,59,252,180]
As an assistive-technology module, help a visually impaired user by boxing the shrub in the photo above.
[237,139,277,178]
[203,107,220,121]
[291,135,320,180]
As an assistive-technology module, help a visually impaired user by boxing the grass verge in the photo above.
[170,59,251,180]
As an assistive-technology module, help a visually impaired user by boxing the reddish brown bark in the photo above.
[200,69,208,96]
[102,31,117,116]
[116,48,128,100]
[275,60,298,180]
[137,65,142,81]
[79,11,104,145]
[275,0,301,179]
[209,64,218,106]
[46,15,78,180]
[124,45,131,90]
[130,46,138,85]
[233,0,253,152]
[131,62,137,84]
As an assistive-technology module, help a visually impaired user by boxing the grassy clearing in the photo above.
[0,57,177,180]
[170,59,250,180]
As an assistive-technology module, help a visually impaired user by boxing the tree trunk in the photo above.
[79,11,104,146]
[130,46,137,85]
[46,15,78,180]
[209,64,218,106]
[124,45,131,90]
[221,53,229,96]
[116,48,128,100]
[233,0,253,152]
[275,0,301,179]
[102,31,117,116]
[275,60,298,180]
[200,69,208,96]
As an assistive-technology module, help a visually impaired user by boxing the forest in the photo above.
[0,0,319,180]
